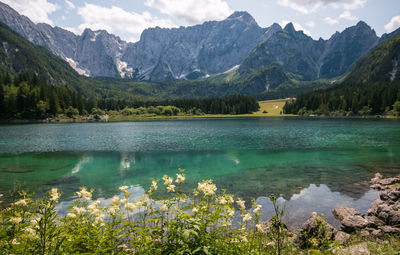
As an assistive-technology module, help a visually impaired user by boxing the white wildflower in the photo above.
[226,195,234,204]
[10,217,22,224]
[120,198,127,206]
[256,223,264,233]
[111,196,120,205]
[197,180,217,196]
[167,184,176,193]
[125,202,135,212]
[88,200,100,212]
[23,226,36,237]
[236,198,245,211]
[12,239,20,245]
[228,209,235,218]
[176,173,185,184]
[242,213,252,222]
[108,205,120,215]
[218,196,227,205]
[253,204,262,215]
[76,187,92,201]
[0,193,2,204]
[72,206,86,215]
[119,185,129,192]
[160,203,168,212]
[136,201,143,208]
[50,188,60,202]
[192,207,199,213]
[149,180,158,193]
[162,175,173,186]
[14,199,27,207]
[66,213,76,218]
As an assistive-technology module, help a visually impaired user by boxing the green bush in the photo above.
[0,170,297,254]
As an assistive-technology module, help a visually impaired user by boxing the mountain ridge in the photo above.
[1,2,398,84]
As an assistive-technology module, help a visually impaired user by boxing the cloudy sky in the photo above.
[2,0,400,42]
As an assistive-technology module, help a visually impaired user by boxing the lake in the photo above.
[0,117,399,228]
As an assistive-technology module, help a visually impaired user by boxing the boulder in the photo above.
[332,208,370,232]
[334,231,350,244]
[379,225,400,234]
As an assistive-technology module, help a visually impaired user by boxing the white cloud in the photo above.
[306,21,315,28]
[279,20,312,36]
[65,0,75,9]
[2,0,59,25]
[338,11,357,21]
[77,3,176,41]
[324,17,339,25]
[384,15,400,32]
[324,11,358,25]
[145,0,232,24]
[63,26,79,35]
[277,0,367,14]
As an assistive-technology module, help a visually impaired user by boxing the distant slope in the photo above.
[283,34,400,115]
[343,34,400,84]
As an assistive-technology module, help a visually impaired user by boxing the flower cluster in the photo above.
[162,175,176,193]
[76,187,92,201]
[50,188,60,202]
[197,180,217,196]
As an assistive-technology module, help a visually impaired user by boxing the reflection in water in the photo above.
[256,184,379,228]
[71,155,91,174]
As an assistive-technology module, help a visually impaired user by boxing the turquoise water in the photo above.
[0,118,399,227]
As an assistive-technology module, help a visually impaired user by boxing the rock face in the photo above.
[123,11,273,81]
[0,2,389,83]
[333,173,400,236]
[240,21,379,80]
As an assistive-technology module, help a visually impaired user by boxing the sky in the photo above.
[2,0,400,42]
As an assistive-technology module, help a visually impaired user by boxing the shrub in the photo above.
[0,171,295,254]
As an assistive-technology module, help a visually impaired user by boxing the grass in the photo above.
[105,99,296,121]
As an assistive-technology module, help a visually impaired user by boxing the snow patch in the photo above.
[116,59,134,78]
[65,57,90,77]
[90,31,101,42]
[223,65,240,74]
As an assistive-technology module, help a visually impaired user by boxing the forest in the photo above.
[0,72,260,119]
[283,81,400,116]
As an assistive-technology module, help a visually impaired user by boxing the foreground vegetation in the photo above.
[1,171,399,254]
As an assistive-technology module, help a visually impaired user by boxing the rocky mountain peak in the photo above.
[283,22,296,33]
[227,11,255,23]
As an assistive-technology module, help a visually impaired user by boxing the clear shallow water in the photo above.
[0,117,399,227]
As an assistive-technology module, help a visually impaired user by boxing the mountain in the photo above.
[0,2,384,84]
[0,3,275,81]
[283,34,400,115]
[123,12,276,81]
[240,21,379,81]
[343,34,400,84]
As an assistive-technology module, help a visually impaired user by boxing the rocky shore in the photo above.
[332,173,400,236]
[260,173,400,253]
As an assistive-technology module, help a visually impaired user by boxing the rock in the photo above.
[365,215,385,228]
[379,225,400,234]
[295,212,341,246]
[332,208,370,232]
[334,231,350,244]
[371,228,384,237]
[340,243,370,255]
[367,199,383,215]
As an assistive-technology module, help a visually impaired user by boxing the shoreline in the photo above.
[1,114,399,124]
